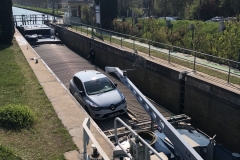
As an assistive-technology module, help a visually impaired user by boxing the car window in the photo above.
[84,77,116,95]
[73,76,84,91]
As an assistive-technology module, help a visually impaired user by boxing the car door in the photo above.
[73,77,85,106]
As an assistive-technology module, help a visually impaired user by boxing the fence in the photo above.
[50,18,240,83]
[82,118,110,160]
[13,14,61,26]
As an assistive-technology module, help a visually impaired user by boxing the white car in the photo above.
[69,70,127,119]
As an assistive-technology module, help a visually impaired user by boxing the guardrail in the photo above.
[13,14,61,26]
[60,20,240,83]
[82,118,110,160]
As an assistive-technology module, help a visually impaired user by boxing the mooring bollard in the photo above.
[91,144,99,158]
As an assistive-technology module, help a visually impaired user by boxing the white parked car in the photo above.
[69,70,127,119]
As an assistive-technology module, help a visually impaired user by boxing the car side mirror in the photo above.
[114,83,117,87]
[79,91,85,97]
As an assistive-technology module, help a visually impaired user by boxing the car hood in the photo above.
[88,89,123,107]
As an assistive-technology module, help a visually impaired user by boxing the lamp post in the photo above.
[52,0,56,22]
[189,24,195,50]
[89,4,94,39]
[131,0,133,27]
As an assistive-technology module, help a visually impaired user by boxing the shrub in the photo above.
[0,104,35,130]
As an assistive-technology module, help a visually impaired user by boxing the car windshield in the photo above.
[84,77,116,95]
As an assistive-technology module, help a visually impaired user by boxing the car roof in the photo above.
[74,70,106,83]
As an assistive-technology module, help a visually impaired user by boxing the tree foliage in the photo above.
[0,0,14,44]
[149,0,240,20]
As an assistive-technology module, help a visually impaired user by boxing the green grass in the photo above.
[0,40,77,159]
[0,145,22,160]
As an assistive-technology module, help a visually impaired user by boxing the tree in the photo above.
[0,0,14,44]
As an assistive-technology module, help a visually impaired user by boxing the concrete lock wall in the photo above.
[55,25,240,153]
[185,76,240,153]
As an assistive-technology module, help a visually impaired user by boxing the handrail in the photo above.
[114,117,167,160]
[82,118,110,160]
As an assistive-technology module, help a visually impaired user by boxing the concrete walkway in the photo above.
[14,29,113,160]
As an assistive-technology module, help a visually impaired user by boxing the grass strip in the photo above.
[0,40,77,159]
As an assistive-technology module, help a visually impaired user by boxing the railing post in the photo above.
[110,32,111,43]
[133,37,135,51]
[83,118,90,160]
[87,27,88,36]
[193,51,197,71]
[121,36,122,47]
[168,47,171,63]
[81,25,82,33]
[148,40,151,56]
[227,64,231,83]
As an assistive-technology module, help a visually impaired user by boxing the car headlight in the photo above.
[120,93,126,102]
[122,97,126,103]
[87,100,100,111]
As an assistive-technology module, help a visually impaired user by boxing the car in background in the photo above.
[206,16,224,22]
[171,16,182,20]
[224,17,237,22]
[69,70,127,120]
[159,17,176,21]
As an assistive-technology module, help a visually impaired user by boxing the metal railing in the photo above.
[13,14,62,26]
[62,20,240,83]
[82,118,110,160]
[114,117,167,160]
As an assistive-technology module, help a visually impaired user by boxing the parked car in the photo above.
[224,17,237,22]
[69,70,127,119]
[159,17,176,21]
[210,16,224,22]
[171,16,182,20]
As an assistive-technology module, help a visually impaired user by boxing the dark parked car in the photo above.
[210,16,224,22]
